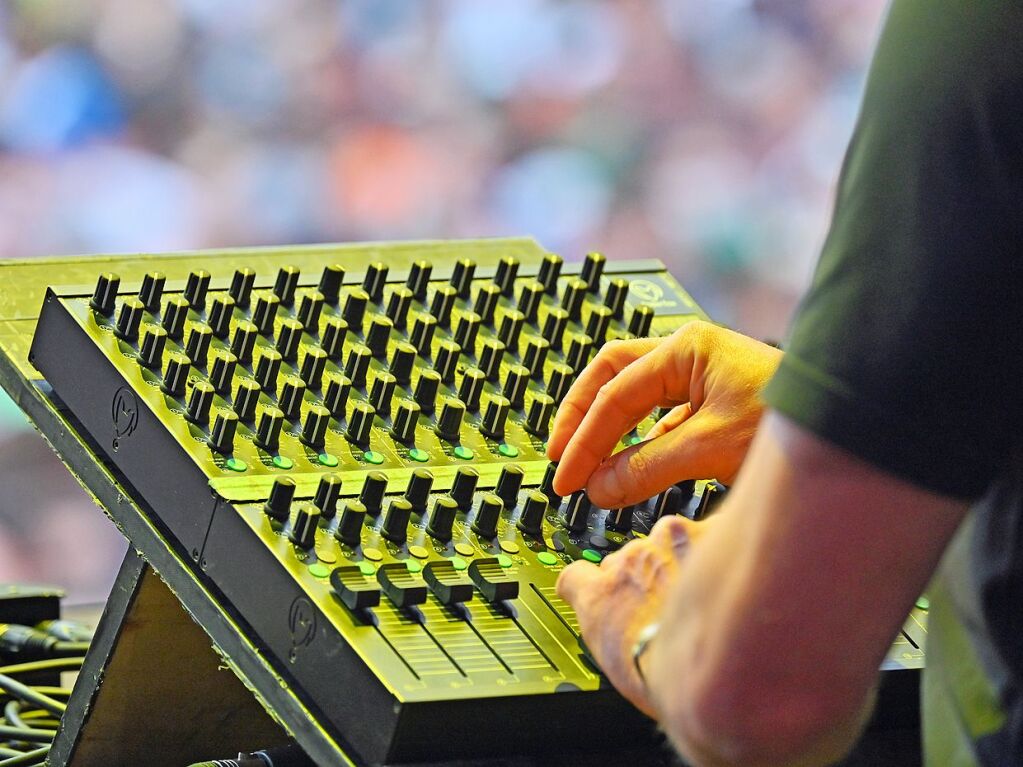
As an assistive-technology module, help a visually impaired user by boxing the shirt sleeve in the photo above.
[762,0,1023,500]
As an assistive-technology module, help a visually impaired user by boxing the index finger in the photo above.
[547,337,663,461]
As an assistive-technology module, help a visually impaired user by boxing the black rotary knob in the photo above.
[233,379,261,423]
[522,337,549,379]
[229,267,256,308]
[161,352,191,397]
[255,348,282,392]
[472,494,503,539]
[273,265,301,306]
[449,258,476,298]
[359,471,388,516]
[435,398,465,441]
[252,293,280,335]
[495,465,524,509]
[297,290,324,333]
[300,347,327,390]
[458,368,486,413]
[382,498,413,543]
[540,461,562,508]
[628,305,655,337]
[323,372,352,418]
[561,277,588,322]
[606,505,635,532]
[162,296,189,340]
[184,270,211,310]
[300,404,331,448]
[390,399,421,444]
[494,255,519,297]
[453,312,481,354]
[581,251,606,292]
[585,306,613,346]
[565,333,593,373]
[209,351,237,394]
[410,312,437,357]
[435,340,461,384]
[413,370,441,414]
[115,298,144,341]
[541,308,568,351]
[480,395,510,440]
[278,376,306,421]
[478,339,505,382]
[473,283,501,325]
[604,277,629,319]
[389,342,416,385]
[185,325,212,370]
[342,288,369,334]
[139,271,166,312]
[318,264,345,305]
[344,344,372,389]
[230,320,258,364]
[517,490,548,537]
[427,495,459,542]
[537,253,562,295]
[336,500,367,546]
[385,286,413,329]
[564,491,592,533]
[276,318,304,362]
[290,504,320,549]
[186,382,216,425]
[502,365,529,409]
[90,272,120,315]
[139,326,167,369]
[406,259,432,301]
[525,394,555,437]
[450,467,479,511]
[346,402,376,445]
[208,294,235,338]
[210,410,238,455]
[497,310,524,350]
[653,485,685,521]
[264,477,296,522]
[404,468,434,513]
[369,373,397,419]
[366,315,393,358]
[430,285,457,328]
[255,407,285,452]
[517,280,544,324]
[314,474,343,519]
[363,262,389,303]
[548,363,575,404]
[321,317,348,360]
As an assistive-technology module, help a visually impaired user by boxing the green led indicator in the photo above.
[627,435,642,446]
[308,563,330,579]
[358,561,376,576]
[408,447,429,462]
[318,453,339,467]
[582,549,602,563]
[450,556,468,571]
[272,455,294,470]
[497,554,513,568]
[453,446,474,460]
[225,457,247,472]
[497,443,519,458]
[363,450,384,465]
[405,560,422,574]
[537,552,558,566]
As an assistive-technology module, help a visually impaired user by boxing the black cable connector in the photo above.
[0,625,87,662]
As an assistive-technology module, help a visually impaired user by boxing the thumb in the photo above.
[585,408,730,508]
[556,559,602,605]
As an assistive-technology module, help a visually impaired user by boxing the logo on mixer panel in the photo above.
[288,597,317,660]
[629,277,693,314]
[111,387,139,445]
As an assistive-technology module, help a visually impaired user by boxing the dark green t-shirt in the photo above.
[762,1,1023,763]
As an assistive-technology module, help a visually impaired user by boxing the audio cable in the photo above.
[186,743,314,767]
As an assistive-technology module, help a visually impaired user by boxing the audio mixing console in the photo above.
[19,239,924,765]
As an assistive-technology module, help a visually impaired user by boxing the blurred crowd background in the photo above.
[0,0,886,603]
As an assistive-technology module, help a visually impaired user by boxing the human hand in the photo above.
[547,320,782,507]
[556,515,697,717]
